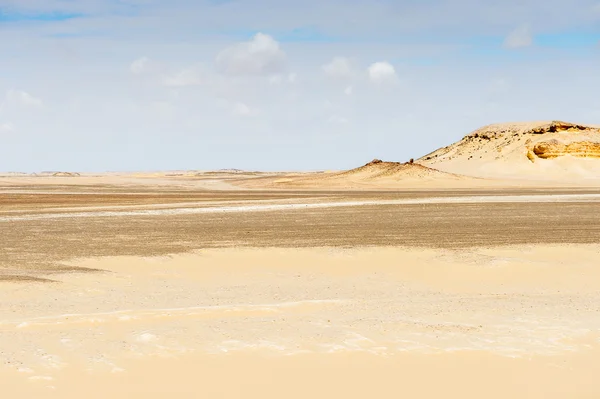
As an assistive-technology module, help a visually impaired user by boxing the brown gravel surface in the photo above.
[2,186,600,281]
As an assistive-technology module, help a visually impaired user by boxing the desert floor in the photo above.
[2,175,600,398]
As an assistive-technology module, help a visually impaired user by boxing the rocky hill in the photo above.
[419,121,600,179]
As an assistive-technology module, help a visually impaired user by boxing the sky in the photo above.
[0,0,599,172]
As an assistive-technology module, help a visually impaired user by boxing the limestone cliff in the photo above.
[533,140,600,159]
[417,120,600,179]
[420,120,600,163]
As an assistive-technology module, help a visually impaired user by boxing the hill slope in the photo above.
[231,159,471,190]
[332,159,463,181]
[419,121,600,180]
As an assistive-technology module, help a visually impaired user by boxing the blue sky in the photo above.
[0,0,599,172]
[0,11,82,22]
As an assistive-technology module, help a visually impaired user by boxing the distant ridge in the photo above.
[332,159,463,180]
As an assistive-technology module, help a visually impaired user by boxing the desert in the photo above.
[1,120,600,398]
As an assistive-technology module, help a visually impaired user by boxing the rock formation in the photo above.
[417,120,600,179]
[532,140,600,159]
[420,120,600,163]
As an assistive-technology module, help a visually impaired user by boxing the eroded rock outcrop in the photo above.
[529,121,590,134]
[419,120,600,164]
[532,140,600,159]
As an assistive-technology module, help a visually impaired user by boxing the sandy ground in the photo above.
[3,247,600,398]
[2,175,600,398]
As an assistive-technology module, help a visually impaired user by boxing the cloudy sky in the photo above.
[1,0,599,172]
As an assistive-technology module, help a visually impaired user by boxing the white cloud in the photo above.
[217,99,257,118]
[328,115,349,124]
[503,25,533,49]
[344,86,353,96]
[322,57,355,79]
[5,90,43,107]
[269,72,297,85]
[150,101,176,120]
[215,33,286,76]
[163,66,203,87]
[0,123,15,133]
[130,57,166,77]
[130,57,151,74]
[232,102,257,117]
[269,75,283,85]
[367,62,398,85]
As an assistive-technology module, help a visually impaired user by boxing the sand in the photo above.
[2,176,600,398]
[2,246,600,398]
[5,350,600,399]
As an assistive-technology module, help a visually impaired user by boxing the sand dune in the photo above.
[287,159,470,188]
[419,120,600,180]
[233,159,482,189]
[331,159,462,180]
